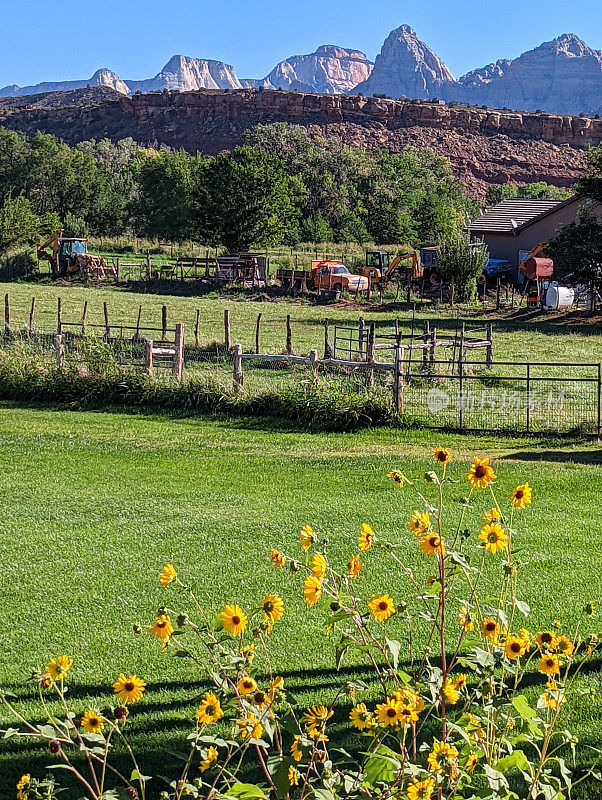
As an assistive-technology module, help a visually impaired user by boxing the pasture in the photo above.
[0,405,600,797]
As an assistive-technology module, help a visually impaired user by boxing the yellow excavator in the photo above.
[362,250,423,288]
[37,231,114,279]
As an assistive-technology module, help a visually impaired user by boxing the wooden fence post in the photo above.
[172,323,185,381]
[286,314,292,355]
[135,304,142,339]
[233,344,243,392]
[309,348,319,380]
[255,313,262,354]
[57,296,62,334]
[486,322,493,368]
[324,319,332,358]
[115,256,120,283]
[429,327,437,369]
[459,323,465,373]
[366,322,375,387]
[194,309,200,347]
[54,333,64,368]
[224,309,231,349]
[81,301,88,336]
[393,345,405,413]
[103,301,110,337]
[3,293,9,336]
[28,297,35,334]
[358,316,365,357]
[161,305,167,340]
[144,339,153,377]
[422,320,430,370]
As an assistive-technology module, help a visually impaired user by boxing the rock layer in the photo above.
[2,89,599,200]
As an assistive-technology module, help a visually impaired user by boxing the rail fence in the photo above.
[0,323,599,435]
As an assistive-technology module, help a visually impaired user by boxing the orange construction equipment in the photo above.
[37,231,115,280]
[362,250,422,287]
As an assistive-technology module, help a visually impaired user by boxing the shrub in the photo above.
[2,451,599,798]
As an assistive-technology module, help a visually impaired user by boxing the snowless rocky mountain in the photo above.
[1,27,601,116]
[351,25,454,99]
[253,45,373,94]
[449,33,602,115]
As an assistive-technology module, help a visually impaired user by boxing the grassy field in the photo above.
[2,281,602,364]
[0,405,600,797]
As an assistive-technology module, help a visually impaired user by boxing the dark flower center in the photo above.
[488,533,498,543]
[254,692,267,704]
[511,643,521,653]
[515,490,524,499]
[386,708,396,717]
[205,704,215,715]
[474,466,486,478]
[379,602,388,611]
[124,682,135,692]
[263,602,274,613]
[486,623,496,631]
[542,633,553,643]
[232,616,241,625]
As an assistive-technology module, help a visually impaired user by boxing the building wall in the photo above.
[470,199,602,270]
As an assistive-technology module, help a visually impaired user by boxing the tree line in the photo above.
[0,122,477,254]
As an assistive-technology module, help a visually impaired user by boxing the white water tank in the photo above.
[545,283,575,310]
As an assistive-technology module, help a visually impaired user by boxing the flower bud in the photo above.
[157,606,167,616]
[176,613,189,627]
[424,471,439,484]
[126,788,138,800]
[48,740,60,754]
[584,602,595,617]
[289,561,301,574]
[114,706,128,721]
[132,624,142,635]
[330,601,340,613]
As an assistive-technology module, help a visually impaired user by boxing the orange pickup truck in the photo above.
[277,260,369,293]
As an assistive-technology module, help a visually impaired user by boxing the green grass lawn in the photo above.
[2,281,602,364]
[0,404,600,797]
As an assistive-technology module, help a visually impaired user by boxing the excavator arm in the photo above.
[518,242,548,274]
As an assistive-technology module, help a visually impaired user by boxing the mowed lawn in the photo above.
[0,405,601,796]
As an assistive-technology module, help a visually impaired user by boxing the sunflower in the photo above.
[535,631,558,651]
[465,753,479,773]
[81,709,104,735]
[237,676,257,696]
[46,656,73,681]
[112,673,146,705]
[368,593,395,622]
[409,511,431,536]
[348,554,363,578]
[290,735,303,761]
[302,705,333,729]
[505,635,527,660]
[420,533,444,556]
[442,679,460,705]
[311,553,327,580]
[375,697,404,727]
[358,523,374,552]
[242,644,256,663]
[220,605,247,637]
[236,712,263,740]
[479,522,508,554]
[259,593,284,623]
[269,675,284,700]
[519,629,533,652]
[541,680,565,709]
[159,563,176,587]
[433,446,452,465]
[149,615,174,646]
[288,766,300,786]
[483,507,502,523]
[393,687,424,713]
[406,777,435,800]
[300,525,317,551]
[196,691,224,725]
[538,654,560,676]
[427,740,459,773]
[270,549,286,568]
[481,617,501,643]
[467,457,496,489]
[556,635,574,656]
[16,775,31,800]
[453,673,467,691]
[303,575,322,606]
[386,470,404,487]
[458,605,474,631]
[509,483,532,509]
[349,702,374,730]
[199,745,218,772]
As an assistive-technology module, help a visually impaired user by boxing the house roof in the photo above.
[468,197,579,235]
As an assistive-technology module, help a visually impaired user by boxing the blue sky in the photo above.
[1,0,601,86]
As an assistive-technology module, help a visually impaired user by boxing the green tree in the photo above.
[0,195,40,252]
[436,233,489,302]
[576,144,602,202]
[301,211,333,243]
[547,210,602,307]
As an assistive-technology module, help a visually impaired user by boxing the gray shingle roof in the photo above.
[468,199,564,234]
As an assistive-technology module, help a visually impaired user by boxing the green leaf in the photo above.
[327,609,355,625]
[513,598,531,617]
[495,750,530,773]
[267,756,294,799]
[363,745,401,786]
[130,768,152,783]
[483,764,509,792]
[224,783,267,800]
[313,789,336,800]
[512,695,536,720]
[384,638,402,671]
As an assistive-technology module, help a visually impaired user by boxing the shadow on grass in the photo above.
[500,449,602,465]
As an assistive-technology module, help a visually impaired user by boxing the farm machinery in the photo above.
[37,231,115,280]
[362,250,423,289]
[276,260,368,296]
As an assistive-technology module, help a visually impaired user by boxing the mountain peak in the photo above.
[351,24,454,98]
[262,45,373,94]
